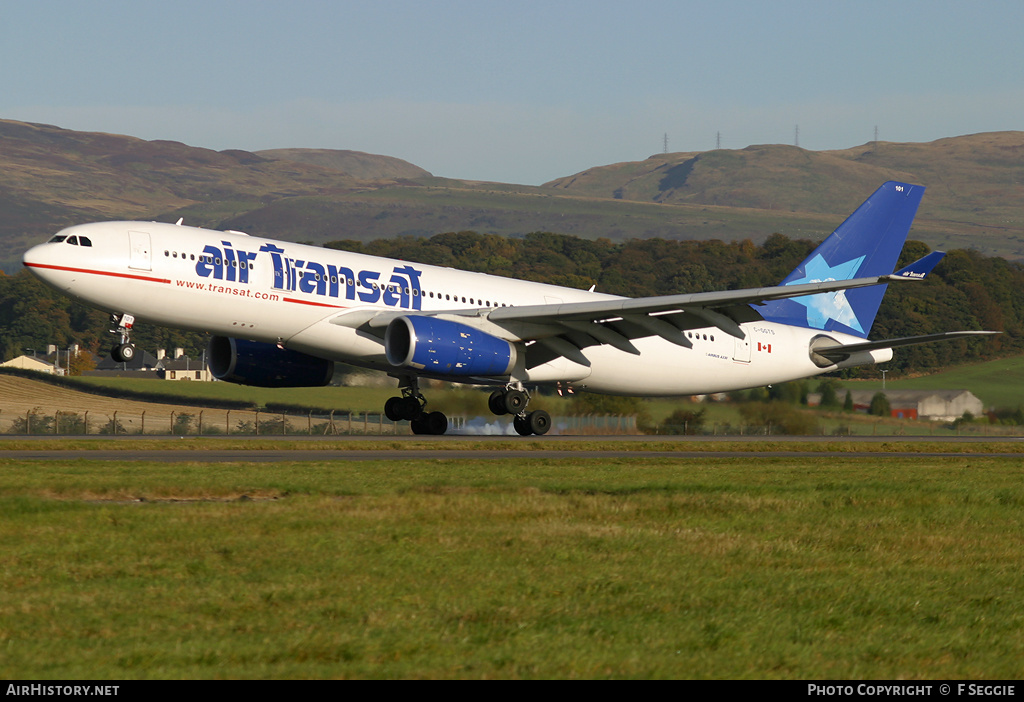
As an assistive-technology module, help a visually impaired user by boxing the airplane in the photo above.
[22,181,996,435]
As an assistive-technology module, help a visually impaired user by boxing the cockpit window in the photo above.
[79,236,92,247]
[48,235,67,243]
[66,236,79,245]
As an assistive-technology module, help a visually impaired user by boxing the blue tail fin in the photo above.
[758,181,925,338]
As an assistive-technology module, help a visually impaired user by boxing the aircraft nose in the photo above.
[22,237,68,289]
[22,242,47,267]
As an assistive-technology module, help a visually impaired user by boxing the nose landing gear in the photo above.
[108,313,137,364]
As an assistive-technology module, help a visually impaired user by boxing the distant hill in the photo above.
[2,118,1023,272]
[546,131,1024,231]
[255,148,431,180]
[545,144,913,212]
[0,119,367,269]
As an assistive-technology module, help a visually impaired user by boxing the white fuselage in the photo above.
[23,221,886,395]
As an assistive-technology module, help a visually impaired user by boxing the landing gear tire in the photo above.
[410,411,448,435]
[490,388,527,416]
[110,343,136,363]
[513,414,532,436]
[503,390,528,414]
[514,410,551,436]
[108,314,137,364]
[400,396,422,421]
[384,396,404,421]
[385,395,422,421]
[425,411,448,435]
[488,390,508,415]
[528,409,551,436]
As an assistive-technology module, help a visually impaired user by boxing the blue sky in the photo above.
[2,0,1021,185]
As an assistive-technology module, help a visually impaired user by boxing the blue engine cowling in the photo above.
[385,316,516,376]
[207,336,334,387]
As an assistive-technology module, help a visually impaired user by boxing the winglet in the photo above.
[888,251,945,280]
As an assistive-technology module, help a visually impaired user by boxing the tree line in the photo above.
[2,231,1017,376]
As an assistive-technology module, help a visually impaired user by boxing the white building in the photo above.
[1,355,61,374]
[809,389,984,421]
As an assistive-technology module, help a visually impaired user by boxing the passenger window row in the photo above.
[295,270,511,307]
[165,251,254,270]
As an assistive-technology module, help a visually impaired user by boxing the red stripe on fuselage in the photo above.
[23,262,171,285]
[282,297,349,308]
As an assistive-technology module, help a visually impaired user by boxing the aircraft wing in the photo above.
[331,265,938,369]
[478,244,948,333]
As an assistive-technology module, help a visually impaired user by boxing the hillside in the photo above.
[255,148,431,179]
[545,145,915,212]
[546,132,1024,256]
[2,119,1023,273]
[546,132,1024,213]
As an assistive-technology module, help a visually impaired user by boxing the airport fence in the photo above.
[3,407,1020,437]
[0,407,640,436]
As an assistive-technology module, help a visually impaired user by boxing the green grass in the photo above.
[2,454,1024,678]
[3,437,1024,453]
[846,356,1024,409]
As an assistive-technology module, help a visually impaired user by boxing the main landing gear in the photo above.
[383,379,551,436]
[384,376,449,435]
[108,313,137,364]
[489,385,551,436]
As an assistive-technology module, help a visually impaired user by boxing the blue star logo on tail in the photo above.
[785,254,866,333]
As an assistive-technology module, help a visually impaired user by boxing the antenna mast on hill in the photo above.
[663,133,669,154]
[794,124,800,147]
[874,125,879,142]
[716,131,721,149]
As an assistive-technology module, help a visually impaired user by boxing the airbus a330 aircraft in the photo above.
[23,181,994,435]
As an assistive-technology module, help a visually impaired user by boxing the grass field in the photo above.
[844,356,1024,409]
[2,450,1023,679]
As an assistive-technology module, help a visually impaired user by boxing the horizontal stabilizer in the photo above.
[813,330,1000,363]
[889,251,945,280]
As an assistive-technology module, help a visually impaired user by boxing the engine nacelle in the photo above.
[207,336,334,387]
[385,316,516,376]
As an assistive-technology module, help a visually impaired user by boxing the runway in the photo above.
[1,434,1021,462]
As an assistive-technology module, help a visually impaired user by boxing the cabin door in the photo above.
[129,231,152,271]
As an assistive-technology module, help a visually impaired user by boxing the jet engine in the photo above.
[207,336,334,387]
[385,316,516,376]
